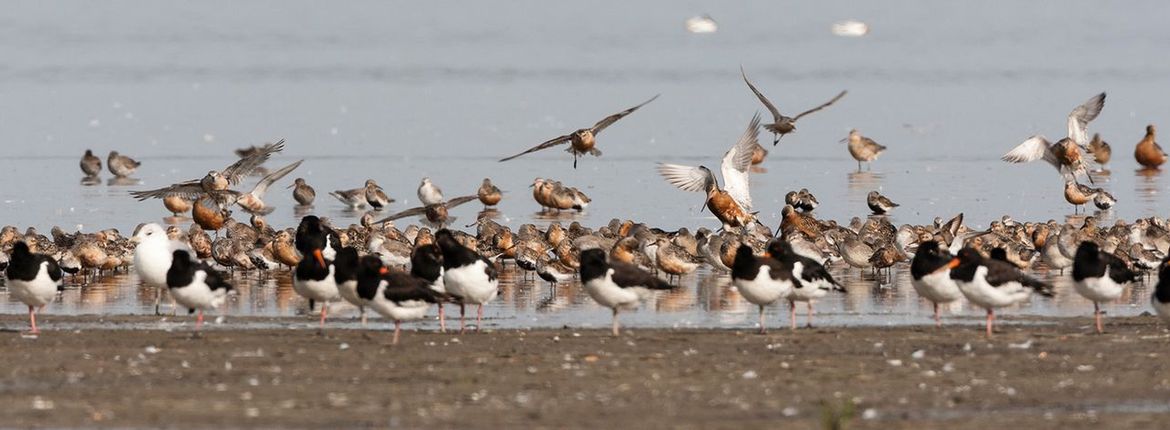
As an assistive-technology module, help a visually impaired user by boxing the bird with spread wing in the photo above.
[499,95,659,168]
[130,140,285,205]
[741,67,847,145]
[657,113,761,232]
[1002,93,1106,184]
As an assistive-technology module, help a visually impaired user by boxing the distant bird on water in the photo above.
[1135,124,1166,169]
[330,179,393,210]
[107,151,141,178]
[499,95,659,168]
[866,191,898,215]
[477,178,502,208]
[1001,92,1106,184]
[289,178,316,206]
[658,114,760,232]
[741,66,847,145]
[80,150,102,177]
[843,129,887,171]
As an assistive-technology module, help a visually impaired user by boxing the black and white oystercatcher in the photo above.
[579,248,677,336]
[166,250,234,332]
[5,241,63,334]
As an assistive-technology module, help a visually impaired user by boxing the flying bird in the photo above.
[500,95,659,168]
[741,67,847,144]
[1002,93,1106,184]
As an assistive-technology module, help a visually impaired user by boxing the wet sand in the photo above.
[2,314,1169,429]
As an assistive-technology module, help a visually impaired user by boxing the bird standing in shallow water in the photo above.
[910,241,962,327]
[107,151,141,178]
[1002,92,1106,184]
[500,95,659,168]
[740,67,847,144]
[5,241,63,334]
[1135,124,1166,170]
[843,129,886,171]
[435,229,498,333]
[1072,242,1138,334]
[866,191,898,215]
[730,244,794,334]
[289,178,316,206]
[166,250,233,333]
[579,248,677,336]
[950,248,1054,337]
[80,150,102,177]
[477,178,502,208]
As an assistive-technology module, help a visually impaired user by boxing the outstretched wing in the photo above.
[443,195,479,210]
[373,206,427,224]
[720,113,761,210]
[129,180,204,201]
[740,66,782,121]
[1066,92,1105,147]
[222,139,284,184]
[1002,135,1059,169]
[249,159,302,197]
[499,134,572,162]
[657,163,716,193]
[792,90,848,121]
[590,94,659,134]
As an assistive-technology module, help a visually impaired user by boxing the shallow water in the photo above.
[2,1,1169,328]
[0,264,1155,331]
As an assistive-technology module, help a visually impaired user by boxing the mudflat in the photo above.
[1,314,1169,429]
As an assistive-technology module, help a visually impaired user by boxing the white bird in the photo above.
[132,223,192,315]
[685,15,718,34]
[417,177,444,206]
[1002,93,1106,184]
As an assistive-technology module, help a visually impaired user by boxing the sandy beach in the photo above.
[1,314,1168,428]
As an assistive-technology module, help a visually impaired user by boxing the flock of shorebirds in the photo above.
[7,69,1170,342]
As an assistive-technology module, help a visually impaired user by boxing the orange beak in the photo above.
[378,267,389,275]
[945,258,960,269]
[313,249,325,268]
[762,252,771,258]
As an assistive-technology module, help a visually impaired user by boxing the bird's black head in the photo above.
[956,247,981,263]
[917,240,940,255]
[355,255,386,301]
[579,248,609,282]
[989,247,1008,262]
[1075,241,1100,261]
[765,240,793,259]
[11,241,31,258]
[411,244,444,282]
[731,244,758,277]
[332,247,361,282]
[435,229,457,249]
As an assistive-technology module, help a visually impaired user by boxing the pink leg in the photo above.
[985,309,994,338]
[393,321,401,345]
[360,308,367,327]
[934,303,941,328]
[611,308,620,337]
[806,301,815,328]
[196,310,204,331]
[459,304,466,334]
[1094,302,1103,334]
[476,304,484,332]
[319,304,328,328]
[28,305,38,334]
[438,305,447,333]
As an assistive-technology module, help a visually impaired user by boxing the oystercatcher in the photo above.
[500,95,659,168]
[1153,256,1170,324]
[435,229,498,333]
[356,252,450,344]
[740,66,847,145]
[730,244,794,334]
[1072,241,1139,333]
[332,247,365,325]
[950,248,1054,337]
[579,248,676,336]
[5,241,63,334]
[293,216,344,328]
[166,250,233,332]
[768,240,843,329]
[910,240,963,327]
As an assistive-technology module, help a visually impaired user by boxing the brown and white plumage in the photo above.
[741,67,847,145]
[499,95,659,168]
[130,140,284,201]
[657,113,760,212]
[1002,93,1105,183]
